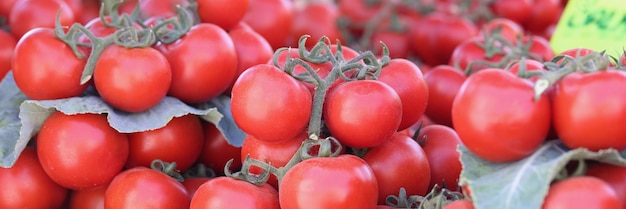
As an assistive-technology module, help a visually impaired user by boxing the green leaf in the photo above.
[0,73,29,168]
[459,140,626,209]
[197,95,246,147]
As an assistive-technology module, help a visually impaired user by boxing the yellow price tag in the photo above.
[550,0,626,58]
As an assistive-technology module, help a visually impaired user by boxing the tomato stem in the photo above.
[183,163,216,179]
[224,157,273,186]
[151,159,185,182]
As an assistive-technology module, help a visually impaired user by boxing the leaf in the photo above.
[0,72,29,168]
[197,95,246,147]
[458,140,626,209]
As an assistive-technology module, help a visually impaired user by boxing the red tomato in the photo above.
[37,112,129,190]
[126,114,204,172]
[139,0,185,19]
[158,23,237,104]
[552,70,626,151]
[418,125,463,191]
[279,155,379,209]
[324,80,402,148]
[69,185,107,209]
[586,162,626,207]
[196,0,248,30]
[542,176,621,209]
[12,28,89,100]
[523,0,563,35]
[0,0,16,20]
[480,18,524,44]
[198,122,242,175]
[231,64,312,143]
[241,133,305,189]
[507,59,546,79]
[449,37,506,74]
[337,0,381,27]
[0,30,16,80]
[377,59,429,131]
[94,45,172,113]
[363,133,431,204]
[489,0,532,25]
[0,147,68,209]
[452,69,551,162]
[9,0,76,38]
[80,16,143,45]
[105,167,191,209]
[242,0,293,49]
[423,65,467,127]
[190,176,280,209]
[290,1,343,48]
[182,178,211,198]
[523,35,556,62]
[443,199,475,209]
[77,0,100,25]
[370,28,410,59]
[227,26,273,93]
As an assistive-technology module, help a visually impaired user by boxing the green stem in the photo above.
[151,159,184,182]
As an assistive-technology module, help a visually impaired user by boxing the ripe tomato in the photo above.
[443,199,475,209]
[37,112,129,190]
[79,16,143,45]
[198,122,242,175]
[12,28,89,100]
[452,69,551,162]
[507,59,546,79]
[242,0,293,49]
[324,80,402,148]
[337,0,381,27]
[377,59,429,131]
[586,162,626,207]
[139,0,185,19]
[0,0,16,20]
[231,64,312,143]
[552,70,626,151]
[523,35,556,62]
[241,133,306,188]
[418,124,463,191]
[158,23,237,104]
[126,114,204,172]
[542,176,621,209]
[370,27,410,59]
[69,184,107,209]
[0,147,68,209]
[423,65,467,127]
[105,167,191,209]
[279,155,379,209]
[182,178,211,198]
[227,26,273,93]
[196,0,248,30]
[9,0,76,38]
[523,0,563,35]
[489,0,532,25]
[363,133,431,204]
[449,37,506,74]
[480,18,524,44]
[190,176,280,209]
[0,30,16,80]
[290,1,343,48]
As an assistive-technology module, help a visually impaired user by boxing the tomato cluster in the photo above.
[1,0,625,209]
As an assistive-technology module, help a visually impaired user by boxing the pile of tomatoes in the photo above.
[0,0,625,209]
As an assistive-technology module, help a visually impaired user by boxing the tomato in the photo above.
[418,125,463,191]
[523,35,556,62]
[69,185,107,209]
[80,16,143,45]
[489,0,532,25]
[376,206,396,209]
[9,0,76,38]
[241,133,306,188]
[231,64,312,143]
[0,0,16,20]
[139,0,185,19]
[291,1,343,48]
[586,162,626,206]
[37,112,129,190]
[363,133,431,204]
[77,0,100,25]
[105,167,191,209]
[338,0,381,27]
[12,28,88,100]
[196,0,248,30]
[242,0,293,49]
[182,178,211,198]
[198,122,242,175]
[324,80,402,148]
[190,176,280,209]
[443,199,475,209]
[480,18,524,44]
[507,59,546,78]
[0,147,68,209]
[523,0,563,35]
[449,37,506,74]
[552,70,626,151]
[227,26,273,93]
[0,30,16,80]
[542,176,621,209]
[158,23,237,104]
[279,155,379,209]
[452,69,551,162]
[126,114,204,172]
[370,27,410,59]
[423,65,467,127]
[94,44,171,113]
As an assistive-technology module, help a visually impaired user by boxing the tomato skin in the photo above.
[452,69,551,162]
[523,0,563,35]
[242,0,293,49]
[0,147,68,209]
[0,0,16,20]
[126,114,204,171]
[443,199,475,209]
[423,65,467,127]
[241,133,305,189]
[139,0,185,19]
[363,133,431,204]
[105,167,191,209]
[291,1,343,48]
[12,28,88,100]
[371,29,410,59]
[523,35,555,62]
[182,178,211,198]
[0,30,16,80]
[227,26,273,93]
[158,23,237,104]
[198,122,242,175]
[279,155,379,209]
[324,80,402,148]
[418,125,463,192]
[37,112,129,190]
[190,177,279,209]
[552,70,626,151]
[542,176,621,209]
[231,64,312,143]
[196,0,248,30]
[586,162,626,207]
[9,0,75,38]
[377,59,429,131]
[449,37,506,74]
[480,18,524,44]
[69,185,107,209]
[489,0,532,25]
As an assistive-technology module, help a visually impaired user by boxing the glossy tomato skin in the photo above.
[0,30,16,80]
[158,23,237,104]
[190,177,280,209]
[542,176,621,209]
[69,185,108,209]
[377,59,429,131]
[552,70,626,151]
[126,114,204,171]
[586,162,626,207]
[419,125,463,191]
[37,112,129,190]
[94,45,172,113]
[12,28,88,100]
[9,0,75,38]
[227,26,273,93]
[0,147,68,209]
[324,80,402,148]
[489,0,532,25]
[196,0,248,30]
[242,0,293,49]
[479,18,524,44]
[105,167,191,209]
[363,133,431,204]
[0,0,16,20]
[231,64,312,143]
[198,122,242,175]
[443,199,475,209]
[182,178,211,198]
[523,35,556,62]
[423,65,467,127]
[291,1,343,48]
[449,37,506,74]
[279,155,379,209]
[452,69,551,162]
[523,0,563,35]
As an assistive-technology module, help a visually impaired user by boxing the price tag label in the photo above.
[550,0,626,58]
